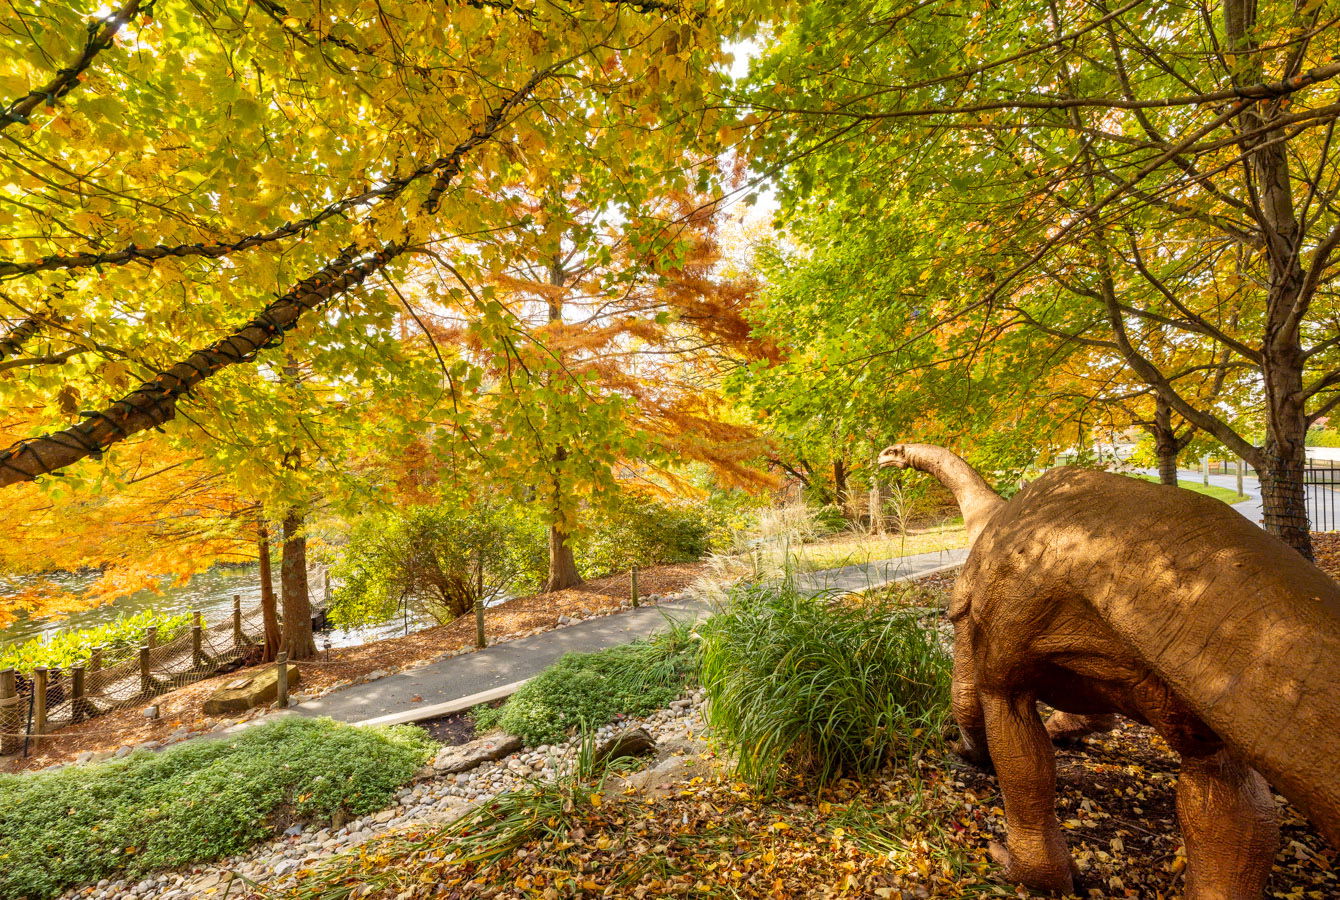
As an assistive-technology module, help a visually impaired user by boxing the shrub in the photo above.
[0,609,192,677]
[698,582,951,791]
[0,717,435,900]
[575,494,712,579]
[331,499,546,626]
[474,624,696,745]
[1307,427,1340,448]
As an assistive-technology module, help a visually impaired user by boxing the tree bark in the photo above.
[833,455,850,518]
[1152,395,1180,486]
[539,253,583,592]
[281,509,317,659]
[1225,0,1313,559]
[258,522,282,663]
[544,523,582,592]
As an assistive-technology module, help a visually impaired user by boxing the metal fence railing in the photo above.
[1306,461,1340,532]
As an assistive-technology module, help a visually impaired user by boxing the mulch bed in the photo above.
[272,718,1334,899]
[1313,531,1340,581]
[1,563,704,773]
[416,711,479,747]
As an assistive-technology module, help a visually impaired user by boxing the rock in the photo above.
[433,731,523,774]
[594,727,656,766]
[557,615,574,626]
[75,750,94,764]
[373,809,396,823]
[141,705,159,719]
[113,745,132,758]
[203,665,301,715]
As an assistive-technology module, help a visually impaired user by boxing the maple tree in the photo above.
[0,1,774,639]
[738,0,1340,557]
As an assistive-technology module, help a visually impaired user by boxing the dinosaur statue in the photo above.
[878,443,1340,898]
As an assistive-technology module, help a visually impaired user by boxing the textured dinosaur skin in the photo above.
[879,444,1340,898]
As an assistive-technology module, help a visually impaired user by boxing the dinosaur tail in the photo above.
[878,443,1005,544]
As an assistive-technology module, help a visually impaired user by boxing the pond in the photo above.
[0,565,440,653]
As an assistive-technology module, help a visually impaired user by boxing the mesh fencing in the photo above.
[1,604,272,754]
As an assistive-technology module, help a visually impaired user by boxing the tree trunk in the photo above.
[832,456,850,518]
[1259,410,1312,560]
[1152,396,1179,486]
[281,509,317,659]
[1224,0,1313,560]
[544,523,582,592]
[868,478,886,533]
[257,523,282,663]
[540,253,583,592]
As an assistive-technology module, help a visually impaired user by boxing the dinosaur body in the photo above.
[879,444,1340,898]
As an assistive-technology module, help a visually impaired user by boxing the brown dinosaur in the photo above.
[878,443,1340,898]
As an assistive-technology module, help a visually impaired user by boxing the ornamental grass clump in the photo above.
[698,582,951,791]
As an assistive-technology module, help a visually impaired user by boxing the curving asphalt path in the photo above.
[288,546,968,726]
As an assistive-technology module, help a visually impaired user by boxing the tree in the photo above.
[740,0,1340,556]
[331,500,544,626]
[0,1,762,485]
[0,1,768,623]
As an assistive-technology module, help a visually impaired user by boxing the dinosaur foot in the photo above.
[951,738,994,773]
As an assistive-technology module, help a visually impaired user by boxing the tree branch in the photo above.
[1,1,147,132]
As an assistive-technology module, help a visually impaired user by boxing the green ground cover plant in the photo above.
[0,609,192,676]
[0,717,435,900]
[473,624,696,746]
[698,582,952,791]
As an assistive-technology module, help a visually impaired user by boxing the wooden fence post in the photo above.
[233,595,244,647]
[32,666,48,736]
[0,669,20,755]
[474,558,486,649]
[276,652,289,708]
[88,646,105,696]
[191,611,204,668]
[146,626,158,649]
[1202,454,1210,485]
[71,665,87,724]
[139,646,152,694]
[630,567,639,608]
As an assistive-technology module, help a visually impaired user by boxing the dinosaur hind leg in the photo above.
[1176,749,1277,900]
[981,690,1075,895]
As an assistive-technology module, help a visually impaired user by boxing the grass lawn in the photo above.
[1129,473,1249,505]
[790,520,968,572]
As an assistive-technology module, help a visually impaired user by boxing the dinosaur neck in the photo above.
[899,444,1004,544]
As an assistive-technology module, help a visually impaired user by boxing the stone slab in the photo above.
[203,663,300,716]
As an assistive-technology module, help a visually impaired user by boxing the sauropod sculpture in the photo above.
[878,443,1340,898]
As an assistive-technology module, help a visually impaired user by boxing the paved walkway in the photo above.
[290,547,966,726]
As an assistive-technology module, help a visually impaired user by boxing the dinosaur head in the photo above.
[877,444,912,469]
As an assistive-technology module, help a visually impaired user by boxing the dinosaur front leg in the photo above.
[982,690,1075,895]
[1176,749,1278,900]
